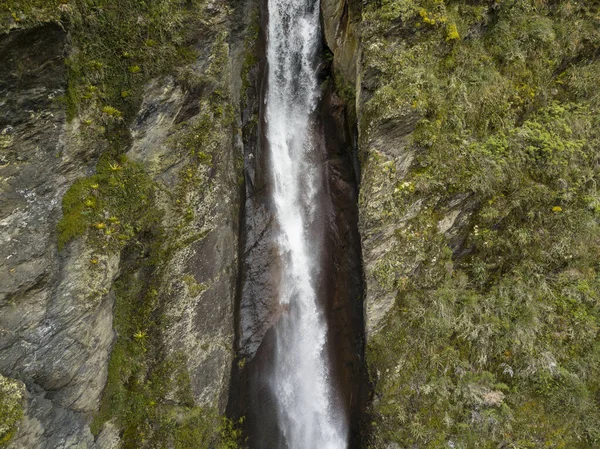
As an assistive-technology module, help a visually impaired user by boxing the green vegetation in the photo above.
[0,375,24,447]
[57,154,160,251]
[56,4,235,252]
[0,0,63,31]
[64,0,205,123]
[2,1,209,123]
[240,7,260,108]
[71,9,241,449]
[86,33,239,439]
[91,252,242,449]
[362,0,600,447]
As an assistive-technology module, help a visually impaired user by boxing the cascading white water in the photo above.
[265,0,347,448]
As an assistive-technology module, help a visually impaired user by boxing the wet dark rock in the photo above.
[317,83,367,449]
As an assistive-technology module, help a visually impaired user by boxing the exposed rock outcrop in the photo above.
[0,23,118,449]
[1,4,245,447]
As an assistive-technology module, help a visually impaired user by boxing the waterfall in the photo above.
[265,0,348,448]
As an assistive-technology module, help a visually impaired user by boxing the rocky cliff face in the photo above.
[0,22,114,448]
[0,2,247,447]
[324,1,600,447]
[356,1,600,448]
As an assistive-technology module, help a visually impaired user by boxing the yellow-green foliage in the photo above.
[445,22,459,40]
[101,106,123,119]
[63,0,207,122]
[0,375,24,447]
[0,0,63,31]
[363,0,600,447]
[57,154,160,251]
[91,261,242,449]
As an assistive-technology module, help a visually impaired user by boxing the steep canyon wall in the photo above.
[3,1,600,448]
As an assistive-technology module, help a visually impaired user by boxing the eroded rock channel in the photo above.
[229,0,367,447]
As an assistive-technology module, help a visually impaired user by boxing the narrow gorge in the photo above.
[2,1,600,448]
[230,0,366,447]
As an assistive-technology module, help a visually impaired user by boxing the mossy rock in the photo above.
[0,375,25,447]
[57,154,161,252]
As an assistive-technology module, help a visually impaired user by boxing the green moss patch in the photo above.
[63,0,207,123]
[0,375,24,447]
[57,154,160,251]
[0,0,63,32]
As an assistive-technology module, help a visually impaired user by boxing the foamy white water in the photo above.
[265,0,347,448]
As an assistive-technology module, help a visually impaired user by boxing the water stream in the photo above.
[265,0,347,447]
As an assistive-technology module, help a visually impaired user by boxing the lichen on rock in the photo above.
[0,375,24,446]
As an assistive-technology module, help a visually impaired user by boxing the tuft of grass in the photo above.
[101,106,123,119]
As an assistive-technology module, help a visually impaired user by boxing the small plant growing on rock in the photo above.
[101,106,123,119]
[419,9,436,25]
[133,330,147,340]
[446,23,460,41]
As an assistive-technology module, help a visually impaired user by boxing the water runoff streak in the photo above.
[265,0,347,448]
